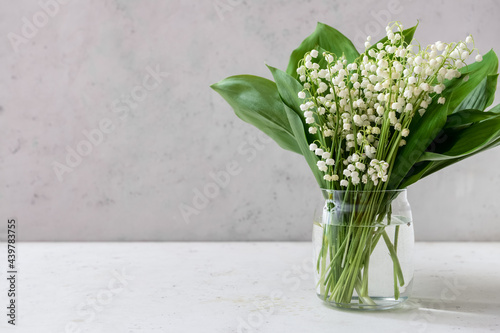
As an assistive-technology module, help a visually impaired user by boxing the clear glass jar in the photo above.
[312,189,414,310]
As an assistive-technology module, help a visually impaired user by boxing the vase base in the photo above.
[317,294,408,311]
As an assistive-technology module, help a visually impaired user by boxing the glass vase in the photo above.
[312,189,414,310]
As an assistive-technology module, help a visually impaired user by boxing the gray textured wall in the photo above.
[1,0,500,241]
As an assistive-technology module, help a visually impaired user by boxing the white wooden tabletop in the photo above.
[1,242,499,332]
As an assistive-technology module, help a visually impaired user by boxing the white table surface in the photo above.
[1,242,499,333]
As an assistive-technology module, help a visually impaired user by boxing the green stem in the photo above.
[382,230,405,287]
[393,225,401,300]
[355,277,376,306]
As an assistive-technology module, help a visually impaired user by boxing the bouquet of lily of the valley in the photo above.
[211,22,500,308]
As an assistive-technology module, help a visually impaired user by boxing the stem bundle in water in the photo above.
[315,190,405,307]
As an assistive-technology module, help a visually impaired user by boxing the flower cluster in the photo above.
[297,22,481,189]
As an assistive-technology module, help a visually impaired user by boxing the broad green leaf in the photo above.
[418,116,500,162]
[211,75,301,154]
[269,64,327,188]
[388,95,451,189]
[444,108,500,129]
[284,104,326,189]
[401,136,500,188]
[267,65,304,114]
[487,104,500,113]
[469,134,500,156]
[408,134,500,182]
[401,116,500,184]
[454,74,498,112]
[286,22,360,80]
[445,50,498,114]
[399,162,434,188]
[267,65,322,145]
[401,24,418,45]
[401,104,500,187]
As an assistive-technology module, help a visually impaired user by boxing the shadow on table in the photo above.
[380,296,499,332]
[374,270,500,332]
[405,297,500,315]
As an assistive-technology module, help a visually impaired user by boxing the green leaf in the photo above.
[418,116,500,162]
[388,95,451,189]
[286,22,360,80]
[401,24,418,45]
[211,75,301,154]
[267,65,321,146]
[488,104,500,113]
[444,108,500,129]
[284,104,326,189]
[407,134,500,183]
[401,103,500,187]
[445,50,499,114]
[401,115,500,185]
[399,162,434,188]
[266,65,326,188]
[267,65,304,114]
[454,74,498,112]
